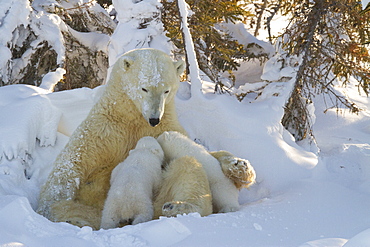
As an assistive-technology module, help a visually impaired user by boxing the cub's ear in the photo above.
[162,131,171,141]
[173,60,186,77]
[150,147,162,156]
[120,56,135,71]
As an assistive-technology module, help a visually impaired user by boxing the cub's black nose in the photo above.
[149,118,160,127]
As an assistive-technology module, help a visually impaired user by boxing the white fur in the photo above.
[113,50,185,126]
[157,131,240,213]
[100,136,164,229]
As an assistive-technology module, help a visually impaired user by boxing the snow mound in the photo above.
[344,228,370,247]
[0,85,61,162]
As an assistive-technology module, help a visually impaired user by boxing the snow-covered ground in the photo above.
[0,62,370,246]
[0,0,369,245]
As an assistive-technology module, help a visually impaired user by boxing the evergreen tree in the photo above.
[244,0,281,42]
[162,0,252,89]
[277,0,370,140]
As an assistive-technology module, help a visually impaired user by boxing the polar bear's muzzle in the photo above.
[142,94,166,127]
[149,118,160,127]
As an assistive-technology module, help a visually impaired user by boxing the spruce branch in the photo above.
[281,0,369,141]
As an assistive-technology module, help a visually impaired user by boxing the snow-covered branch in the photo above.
[176,0,202,97]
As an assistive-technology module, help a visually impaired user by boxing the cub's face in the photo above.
[115,49,185,127]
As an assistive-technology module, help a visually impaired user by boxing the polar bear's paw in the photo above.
[210,150,256,190]
[218,205,240,214]
[64,217,93,228]
[224,157,256,189]
[49,200,101,230]
[162,201,198,217]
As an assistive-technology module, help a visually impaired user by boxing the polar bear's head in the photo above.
[112,48,185,127]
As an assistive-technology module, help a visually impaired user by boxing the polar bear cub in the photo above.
[100,136,164,229]
[157,131,241,213]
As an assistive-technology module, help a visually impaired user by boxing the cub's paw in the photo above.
[211,150,256,189]
[162,201,198,217]
[132,213,153,225]
[218,205,240,214]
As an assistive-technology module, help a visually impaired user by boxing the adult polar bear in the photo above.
[37,48,240,229]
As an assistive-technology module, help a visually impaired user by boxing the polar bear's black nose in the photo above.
[149,118,160,127]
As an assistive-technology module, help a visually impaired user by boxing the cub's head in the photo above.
[112,48,185,127]
[134,136,164,159]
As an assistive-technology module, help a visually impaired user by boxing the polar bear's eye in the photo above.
[142,88,148,93]
[164,90,170,94]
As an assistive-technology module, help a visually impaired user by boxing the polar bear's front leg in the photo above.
[37,159,82,220]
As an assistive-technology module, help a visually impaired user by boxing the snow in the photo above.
[0,0,32,84]
[0,0,70,86]
[29,13,66,65]
[362,0,370,8]
[108,0,171,67]
[0,85,61,161]
[0,1,370,246]
[219,22,275,56]
[68,28,110,53]
[0,0,31,45]
[39,68,66,92]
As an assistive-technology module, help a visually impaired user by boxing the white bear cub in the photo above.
[100,136,164,229]
[157,131,240,213]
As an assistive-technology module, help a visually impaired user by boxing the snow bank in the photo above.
[0,85,61,162]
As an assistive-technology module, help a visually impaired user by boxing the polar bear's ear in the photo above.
[173,60,186,77]
[120,56,135,71]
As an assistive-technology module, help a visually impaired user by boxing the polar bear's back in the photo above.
[111,148,163,192]
[157,131,226,183]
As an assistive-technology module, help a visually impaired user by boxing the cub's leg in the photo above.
[154,156,212,218]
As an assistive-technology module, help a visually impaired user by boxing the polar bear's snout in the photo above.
[149,118,160,127]
[140,89,168,127]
